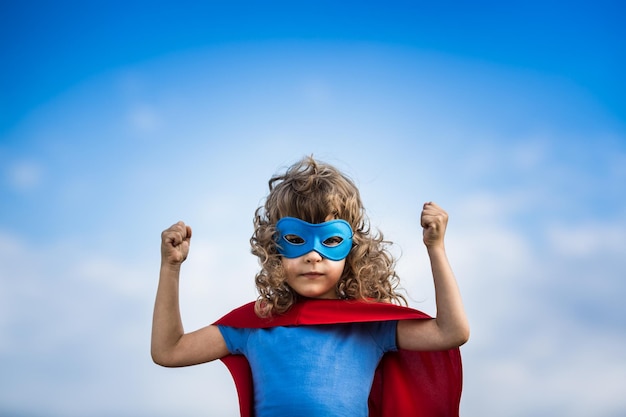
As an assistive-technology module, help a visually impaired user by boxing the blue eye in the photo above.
[284,234,305,245]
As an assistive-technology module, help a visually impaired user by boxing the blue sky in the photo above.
[1,1,625,416]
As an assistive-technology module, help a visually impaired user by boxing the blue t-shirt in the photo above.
[218,321,398,417]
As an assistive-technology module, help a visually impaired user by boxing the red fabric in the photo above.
[215,299,462,417]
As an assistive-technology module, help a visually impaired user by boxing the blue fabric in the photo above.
[218,321,397,417]
[275,217,353,260]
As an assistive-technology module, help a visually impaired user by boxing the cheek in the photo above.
[281,258,295,274]
[333,260,347,276]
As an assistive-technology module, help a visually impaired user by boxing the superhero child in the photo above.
[151,156,469,417]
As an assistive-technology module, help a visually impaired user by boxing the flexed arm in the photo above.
[151,222,228,367]
[397,203,470,351]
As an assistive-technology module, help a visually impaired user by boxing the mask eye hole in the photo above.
[284,234,305,245]
[322,236,344,247]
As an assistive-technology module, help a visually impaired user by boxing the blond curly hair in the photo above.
[250,156,406,317]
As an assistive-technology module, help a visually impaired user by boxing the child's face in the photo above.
[278,213,350,299]
[281,251,345,299]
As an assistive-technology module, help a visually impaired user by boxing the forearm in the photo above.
[428,245,469,345]
[151,263,185,364]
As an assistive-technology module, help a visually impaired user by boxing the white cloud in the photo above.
[128,104,161,133]
[409,186,626,416]
[463,315,626,417]
[0,229,256,417]
[547,222,626,257]
[4,160,43,191]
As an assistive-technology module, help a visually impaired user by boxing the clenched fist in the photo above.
[420,202,448,248]
[161,221,192,265]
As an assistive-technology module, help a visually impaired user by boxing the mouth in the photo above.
[302,272,324,279]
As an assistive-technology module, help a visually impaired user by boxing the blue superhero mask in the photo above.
[275,217,354,261]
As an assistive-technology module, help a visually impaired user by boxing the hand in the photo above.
[161,221,192,265]
[420,202,448,248]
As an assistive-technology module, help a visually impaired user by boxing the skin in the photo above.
[281,213,346,300]
[151,202,469,368]
[282,250,345,299]
[396,202,470,351]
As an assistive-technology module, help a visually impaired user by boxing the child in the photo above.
[151,156,469,417]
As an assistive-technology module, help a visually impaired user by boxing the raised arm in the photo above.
[397,202,470,351]
[151,221,229,367]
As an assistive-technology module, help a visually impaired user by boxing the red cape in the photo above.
[215,299,462,417]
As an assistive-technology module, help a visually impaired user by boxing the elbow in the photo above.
[443,325,470,349]
[151,351,167,367]
[454,325,470,347]
[151,349,178,368]
[457,328,470,346]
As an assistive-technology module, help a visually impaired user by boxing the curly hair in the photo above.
[250,156,407,317]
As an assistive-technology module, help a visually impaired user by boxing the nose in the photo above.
[303,250,323,263]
